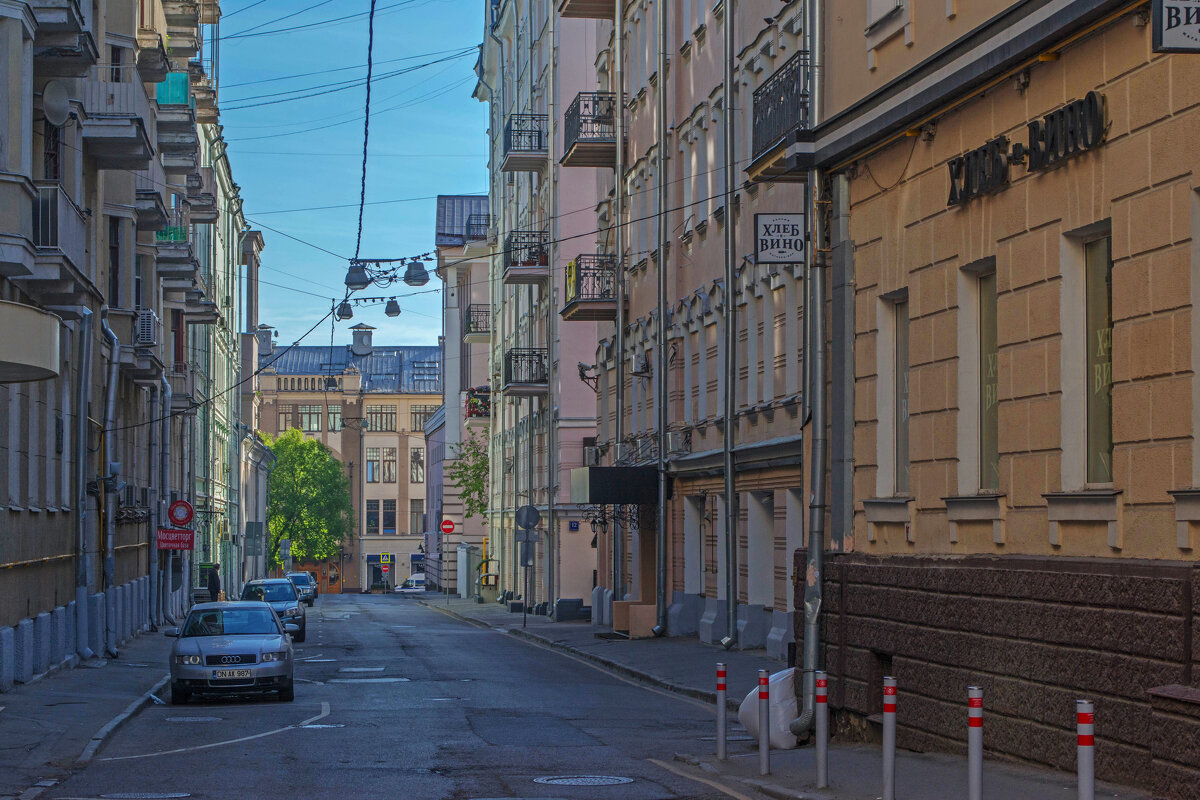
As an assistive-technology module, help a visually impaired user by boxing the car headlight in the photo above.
[174,654,202,665]
[261,651,289,662]
[285,607,302,617]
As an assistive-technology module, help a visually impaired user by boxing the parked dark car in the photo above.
[240,579,306,641]
[286,572,318,606]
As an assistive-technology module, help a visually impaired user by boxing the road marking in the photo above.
[100,702,331,761]
[646,758,757,800]
[304,659,336,663]
[327,677,410,683]
[337,667,384,673]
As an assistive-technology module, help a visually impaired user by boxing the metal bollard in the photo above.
[716,662,727,760]
[815,670,829,788]
[882,676,897,800]
[968,687,983,800]
[758,669,770,776]
[1077,700,1094,800]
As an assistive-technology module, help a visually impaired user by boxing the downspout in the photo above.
[74,309,94,659]
[719,0,739,651]
[148,381,159,630]
[161,374,174,624]
[546,3,557,614]
[652,0,669,636]
[612,0,626,608]
[99,307,120,657]
[791,0,825,738]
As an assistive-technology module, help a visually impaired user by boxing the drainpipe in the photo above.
[719,0,739,651]
[652,0,669,637]
[148,381,159,630]
[546,2,557,615]
[791,0,825,738]
[161,374,173,624]
[612,0,627,608]
[100,307,120,657]
[74,309,94,659]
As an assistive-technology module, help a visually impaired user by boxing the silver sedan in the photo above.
[164,601,299,704]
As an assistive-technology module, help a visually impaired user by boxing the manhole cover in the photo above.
[165,716,221,723]
[101,794,191,799]
[533,776,634,787]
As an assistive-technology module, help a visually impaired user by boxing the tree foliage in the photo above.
[445,429,489,524]
[266,429,354,567]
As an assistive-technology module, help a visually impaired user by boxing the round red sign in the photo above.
[440,519,455,535]
[168,500,193,527]
[381,564,390,574]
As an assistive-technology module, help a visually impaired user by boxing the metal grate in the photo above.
[564,92,617,149]
[565,253,618,304]
[504,230,549,272]
[752,50,811,160]
[504,348,548,386]
[465,304,491,335]
[504,114,548,154]
[465,213,491,241]
[533,776,634,786]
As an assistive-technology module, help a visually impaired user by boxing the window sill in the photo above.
[1043,489,1122,549]
[1168,489,1200,549]
[943,493,1006,544]
[862,496,913,543]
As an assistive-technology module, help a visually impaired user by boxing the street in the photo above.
[44,595,735,800]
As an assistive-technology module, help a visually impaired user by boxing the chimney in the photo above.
[256,324,274,356]
[350,323,375,357]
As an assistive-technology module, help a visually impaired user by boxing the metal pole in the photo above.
[815,670,829,787]
[148,382,159,629]
[74,310,94,659]
[716,662,728,760]
[545,0,557,620]
[100,308,120,657]
[719,0,739,653]
[651,0,669,639]
[612,0,626,609]
[1077,700,1094,800]
[758,669,770,775]
[968,686,983,800]
[882,676,897,800]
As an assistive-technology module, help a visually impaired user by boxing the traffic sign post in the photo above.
[440,519,455,535]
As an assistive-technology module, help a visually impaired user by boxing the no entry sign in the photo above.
[168,500,193,527]
[382,564,390,574]
[156,528,195,550]
[440,519,455,535]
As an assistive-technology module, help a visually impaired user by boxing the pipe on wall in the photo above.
[719,0,739,652]
[160,374,173,624]
[652,0,670,637]
[148,381,159,629]
[74,309,94,659]
[99,307,120,657]
[612,0,627,609]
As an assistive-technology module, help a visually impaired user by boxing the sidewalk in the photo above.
[0,631,172,799]
[422,595,1153,800]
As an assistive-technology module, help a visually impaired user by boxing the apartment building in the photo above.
[255,326,441,593]
[424,195,493,594]
[475,0,605,616]
[0,0,260,683]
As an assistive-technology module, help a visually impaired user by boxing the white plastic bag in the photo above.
[737,667,799,750]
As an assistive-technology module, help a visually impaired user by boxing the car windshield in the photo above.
[241,583,296,603]
[288,575,312,586]
[181,608,280,636]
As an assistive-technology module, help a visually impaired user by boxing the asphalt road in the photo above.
[46,594,738,800]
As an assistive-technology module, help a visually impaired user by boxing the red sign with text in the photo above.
[440,519,455,535]
[156,528,195,551]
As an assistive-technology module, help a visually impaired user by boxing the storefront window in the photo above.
[1085,237,1113,484]
[979,272,999,490]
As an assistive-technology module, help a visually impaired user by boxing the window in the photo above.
[894,300,910,494]
[366,447,380,483]
[410,405,438,431]
[298,404,322,433]
[43,123,60,182]
[979,272,999,490]
[108,217,121,306]
[327,404,342,431]
[410,499,425,535]
[366,500,380,535]
[366,404,396,431]
[172,309,185,366]
[382,499,396,534]
[410,447,425,483]
[278,404,295,431]
[109,45,123,82]
[134,255,145,309]
[1085,237,1113,483]
[381,447,397,483]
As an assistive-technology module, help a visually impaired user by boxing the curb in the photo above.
[76,673,169,764]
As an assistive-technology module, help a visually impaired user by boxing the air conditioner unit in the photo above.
[583,446,602,466]
[613,442,630,463]
[135,309,159,348]
[666,431,691,455]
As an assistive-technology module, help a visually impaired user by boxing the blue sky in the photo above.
[217,0,487,347]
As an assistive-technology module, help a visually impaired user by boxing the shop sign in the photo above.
[156,528,195,550]
[947,92,1106,206]
[754,213,806,264]
[1154,0,1200,52]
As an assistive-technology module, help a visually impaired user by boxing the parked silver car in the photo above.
[165,601,297,704]
[240,578,306,641]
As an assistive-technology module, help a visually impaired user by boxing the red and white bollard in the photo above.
[882,676,897,800]
[758,669,771,776]
[815,670,829,788]
[968,687,983,800]
[716,663,727,760]
[1077,700,1095,800]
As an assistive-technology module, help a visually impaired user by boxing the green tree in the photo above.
[266,429,354,567]
[445,429,489,524]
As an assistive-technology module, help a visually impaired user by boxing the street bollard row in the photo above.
[714,664,1098,799]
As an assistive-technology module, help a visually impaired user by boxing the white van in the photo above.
[395,573,426,595]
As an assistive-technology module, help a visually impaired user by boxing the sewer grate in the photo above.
[533,776,634,787]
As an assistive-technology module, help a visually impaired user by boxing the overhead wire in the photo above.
[221,45,479,89]
[352,0,379,262]
[224,0,336,38]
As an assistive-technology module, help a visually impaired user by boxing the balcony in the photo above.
[156,73,200,155]
[117,309,165,383]
[182,289,218,324]
[156,203,198,286]
[463,304,491,344]
[135,29,170,83]
[32,182,87,274]
[168,361,196,411]
[187,166,217,224]
[560,253,617,321]
[562,92,618,168]
[500,114,548,173]
[80,66,154,170]
[503,230,549,285]
[503,348,549,397]
[134,159,168,230]
[464,385,491,419]
[199,0,220,24]
[162,0,200,58]
[466,213,491,242]
[31,0,97,77]
[747,51,812,182]
[0,301,61,382]
[557,0,613,18]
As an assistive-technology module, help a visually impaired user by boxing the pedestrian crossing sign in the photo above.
[381,553,391,564]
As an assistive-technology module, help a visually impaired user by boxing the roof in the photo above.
[260,344,442,395]
[436,195,489,247]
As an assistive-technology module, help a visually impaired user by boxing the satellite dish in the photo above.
[43,81,70,127]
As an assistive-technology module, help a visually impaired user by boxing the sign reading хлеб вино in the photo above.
[755,213,806,265]
[1155,0,1200,52]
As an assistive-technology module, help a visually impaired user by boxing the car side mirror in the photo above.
[284,623,300,634]
[163,628,180,637]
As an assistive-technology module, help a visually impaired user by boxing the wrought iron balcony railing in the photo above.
[504,230,549,271]
[466,213,491,241]
[465,304,491,336]
[503,348,548,388]
[565,253,617,304]
[565,92,616,149]
[465,386,491,419]
[504,114,548,155]
[156,202,191,244]
[751,51,811,162]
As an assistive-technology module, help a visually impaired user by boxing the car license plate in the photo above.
[212,669,252,679]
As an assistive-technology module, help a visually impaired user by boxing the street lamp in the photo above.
[336,301,354,320]
[344,262,371,291]
[384,298,401,317]
[402,260,429,287]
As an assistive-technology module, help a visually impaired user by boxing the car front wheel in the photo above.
[294,625,306,643]
[170,684,190,705]
[278,679,295,702]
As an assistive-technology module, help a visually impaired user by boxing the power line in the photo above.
[225,0,335,37]
[219,0,421,40]
[221,0,275,20]
[353,0,379,262]
[221,46,479,89]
